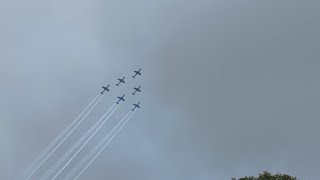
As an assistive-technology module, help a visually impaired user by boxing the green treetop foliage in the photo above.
[232,171,299,180]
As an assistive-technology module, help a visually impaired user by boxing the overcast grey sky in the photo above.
[1,0,320,179]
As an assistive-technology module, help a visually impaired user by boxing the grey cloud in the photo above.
[1,0,320,179]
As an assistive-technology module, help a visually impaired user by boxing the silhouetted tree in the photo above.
[232,171,298,180]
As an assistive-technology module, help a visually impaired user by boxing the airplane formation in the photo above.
[22,68,142,180]
[101,69,142,108]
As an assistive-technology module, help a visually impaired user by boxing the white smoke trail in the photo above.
[62,111,132,180]
[39,103,117,180]
[39,103,116,180]
[71,111,135,180]
[50,104,120,180]
[23,94,102,180]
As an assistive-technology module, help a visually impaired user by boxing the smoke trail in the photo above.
[39,104,116,180]
[51,104,120,180]
[39,104,117,180]
[23,94,102,180]
[26,94,103,180]
[62,111,132,180]
[71,111,135,180]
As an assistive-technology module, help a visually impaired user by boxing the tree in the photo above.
[232,171,299,180]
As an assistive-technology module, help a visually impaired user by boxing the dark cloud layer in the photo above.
[1,0,320,179]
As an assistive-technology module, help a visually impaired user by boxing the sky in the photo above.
[1,0,320,179]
